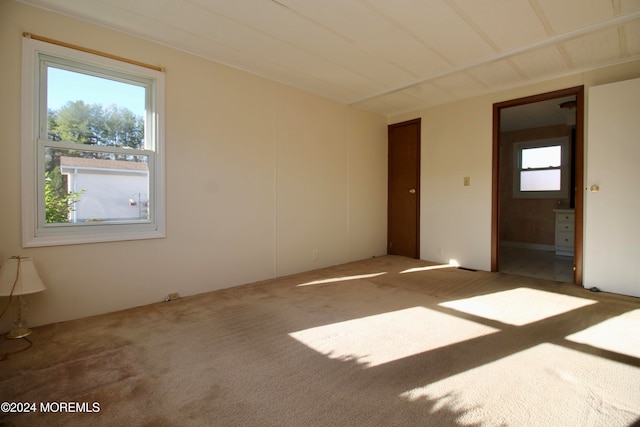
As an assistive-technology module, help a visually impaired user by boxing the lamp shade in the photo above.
[0,257,46,297]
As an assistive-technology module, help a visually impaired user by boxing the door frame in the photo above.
[388,118,421,259]
[491,86,584,285]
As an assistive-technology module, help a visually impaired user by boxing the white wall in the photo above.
[0,2,388,331]
[391,61,640,272]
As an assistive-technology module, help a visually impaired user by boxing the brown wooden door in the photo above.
[388,119,420,258]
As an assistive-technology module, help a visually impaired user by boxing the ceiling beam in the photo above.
[350,9,640,105]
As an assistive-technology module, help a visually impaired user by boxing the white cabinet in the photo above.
[554,209,574,256]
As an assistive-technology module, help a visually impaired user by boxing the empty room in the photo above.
[1,1,639,426]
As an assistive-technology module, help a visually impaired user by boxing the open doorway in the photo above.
[492,87,584,285]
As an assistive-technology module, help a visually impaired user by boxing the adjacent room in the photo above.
[1,1,639,425]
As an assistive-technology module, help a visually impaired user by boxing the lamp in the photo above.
[0,256,46,339]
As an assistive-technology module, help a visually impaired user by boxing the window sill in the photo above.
[23,228,165,247]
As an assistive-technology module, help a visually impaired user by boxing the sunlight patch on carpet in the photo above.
[289,307,499,368]
[439,287,596,326]
[400,343,640,426]
[566,309,640,358]
[400,262,458,274]
[296,272,387,286]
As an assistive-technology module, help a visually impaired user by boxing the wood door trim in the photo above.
[388,118,421,259]
[491,86,584,285]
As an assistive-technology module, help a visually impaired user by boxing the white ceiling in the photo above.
[18,0,640,117]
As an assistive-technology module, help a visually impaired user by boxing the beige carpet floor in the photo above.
[1,255,639,426]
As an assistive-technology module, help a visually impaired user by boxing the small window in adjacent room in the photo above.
[514,137,569,198]
[21,36,165,246]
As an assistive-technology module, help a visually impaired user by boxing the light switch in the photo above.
[464,177,470,186]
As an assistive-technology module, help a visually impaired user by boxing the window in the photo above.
[22,37,165,246]
[513,137,569,198]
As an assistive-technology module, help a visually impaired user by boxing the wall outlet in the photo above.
[165,292,180,302]
[464,177,470,186]
[313,249,319,261]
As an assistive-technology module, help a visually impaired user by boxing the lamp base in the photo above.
[6,326,32,340]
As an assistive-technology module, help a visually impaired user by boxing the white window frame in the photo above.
[21,38,165,247]
[513,137,570,199]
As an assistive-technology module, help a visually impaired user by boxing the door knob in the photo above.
[409,189,416,194]
[590,185,600,192]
